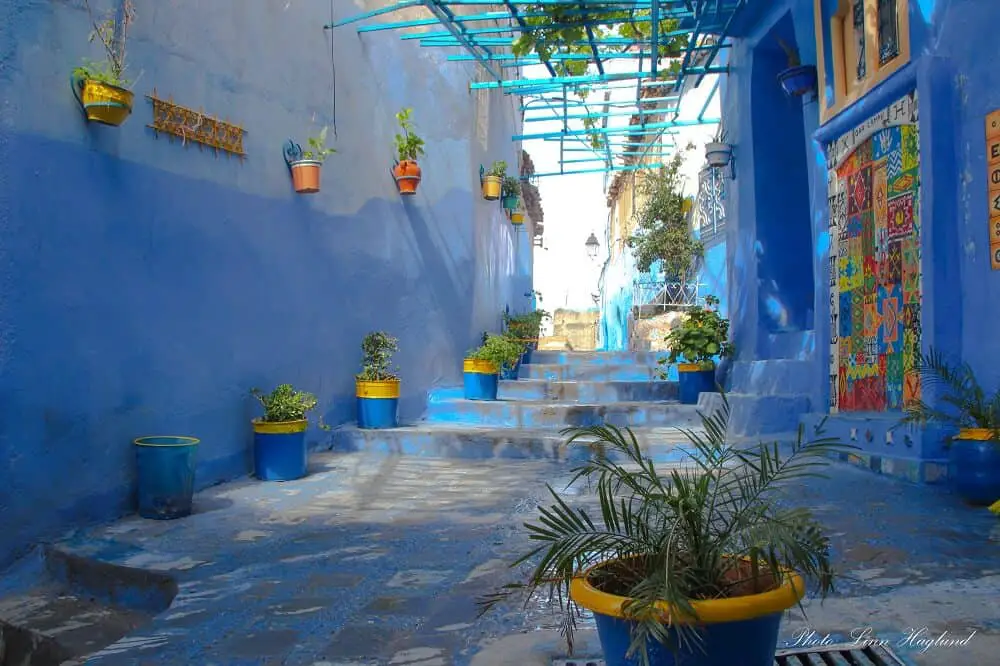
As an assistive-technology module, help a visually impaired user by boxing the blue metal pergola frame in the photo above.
[330,0,748,178]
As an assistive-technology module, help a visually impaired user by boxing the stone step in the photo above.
[327,424,702,463]
[519,363,663,381]
[422,398,701,428]
[498,379,679,403]
[529,350,664,365]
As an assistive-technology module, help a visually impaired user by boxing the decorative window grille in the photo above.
[695,166,727,245]
[852,0,867,81]
[877,0,899,65]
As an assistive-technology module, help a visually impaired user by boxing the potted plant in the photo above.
[776,37,818,98]
[705,127,732,169]
[481,161,506,201]
[479,399,846,666]
[504,309,550,365]
[133,435,200,520]
[250,384,318,482]
[356,331,400,430]
[510,208,526,225]
[899,348,1000,506]
[501,176,522,210]
[70,0,136,126]
[285,127,336,194]
[658,295,732,405]
[392,107,425,196]
[463,333,524,400]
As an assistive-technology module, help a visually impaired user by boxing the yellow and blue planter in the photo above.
[677,361,716,405]
[570,559,804,666]
[464,358,499,401]
[949,428,1000,506]
[510,211,525,225]
[356,378,400,429]
[70,75,134,126]
[252,419,308,482]
[133,436,200,520]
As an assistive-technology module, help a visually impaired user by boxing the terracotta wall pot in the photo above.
[393,160,422,195]
[290,160,322,193]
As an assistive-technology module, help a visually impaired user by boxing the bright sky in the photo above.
[525,62,722,314]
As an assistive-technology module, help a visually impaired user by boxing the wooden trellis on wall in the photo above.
[146,90,247,159]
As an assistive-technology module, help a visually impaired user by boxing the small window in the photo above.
[877,0,900,65]
[851,0,867,81]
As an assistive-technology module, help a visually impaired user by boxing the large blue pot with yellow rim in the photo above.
[677,362,717,405]
[134,436,200,520]
[949,429,1000,505]
[570,559,805,666]
[464,358,499,400]
[356,378,400,429]
[252,419,308,481]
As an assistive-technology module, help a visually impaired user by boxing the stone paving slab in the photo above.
[422,399,701,428]
[2,452,998,665]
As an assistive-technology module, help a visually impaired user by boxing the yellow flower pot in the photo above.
[481,175,502,200]
[75,78,134,126]
[510,211,525,224]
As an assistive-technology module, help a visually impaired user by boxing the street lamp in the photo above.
[585,232,600,260]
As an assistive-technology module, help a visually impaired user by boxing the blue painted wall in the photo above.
[0,0,530,569]
[722,0,999,458]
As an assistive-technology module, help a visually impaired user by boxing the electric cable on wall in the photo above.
[326,0,338,140]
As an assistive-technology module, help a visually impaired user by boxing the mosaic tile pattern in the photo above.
[827,92,922,413]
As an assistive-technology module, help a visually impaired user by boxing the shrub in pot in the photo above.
[464,333,524,400]
[482,161,506,201]
[250,384,318,481]
[504,308,551,365]
[70,0,136,126]
[481,398,849,666]
[356,331,400,429]
[287,127,336,194]
[900,348,1000,505]
[501,176,522,210]
[659,295,733,404]
[392,108,425,195]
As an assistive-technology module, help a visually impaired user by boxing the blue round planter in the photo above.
[520,348,533,366]
[778,65,817,97]
[357,397,399,429]
[464,371,499,400]
[949,437,1000,505]
[593,610,784,666]
[253,421,308,481]
[134,436,200,520]
[500,359,521,380]
[677,366,716,405]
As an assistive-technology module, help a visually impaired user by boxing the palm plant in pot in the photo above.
[71,0,137,126]
[899,348,1000,506]
[480,399,847,666]
[501,175,522,210]
[463,333,524,400]
[250,384,318,482]
[482,161,506,201]
[285,127,336,194]
[392,107,426,195]
[776,38,817,98]
[355,331,400,430]
[659,295,733,405]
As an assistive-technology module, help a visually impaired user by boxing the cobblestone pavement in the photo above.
[1,449,998,665]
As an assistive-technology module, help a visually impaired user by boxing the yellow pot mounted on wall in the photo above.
[481,172,502,201]
[71,75,134,126]
[510,210,525,225]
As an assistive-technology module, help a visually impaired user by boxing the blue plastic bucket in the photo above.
[253,420,308,481]
[464,371,499,401]
[677,366,716,405]
[593,610,784,666]
[134,436,200,520]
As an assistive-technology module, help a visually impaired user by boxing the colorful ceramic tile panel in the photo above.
[827,92,922,413]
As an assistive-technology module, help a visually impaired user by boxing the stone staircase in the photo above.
[329,350,707,462]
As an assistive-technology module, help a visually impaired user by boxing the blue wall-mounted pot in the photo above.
[134,436,200,520]
[252,419,308,481]
[777,65,817,98]
[949,431,1000,505]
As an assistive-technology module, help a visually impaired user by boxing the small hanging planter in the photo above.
[481,160,506,201]
[392,107,425,196]
[776,38,818,98]
[69,1,136,127]
[501,175,522,210]
[705,142,733,168]
[283,127,336,194]
[510,209,525,225]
